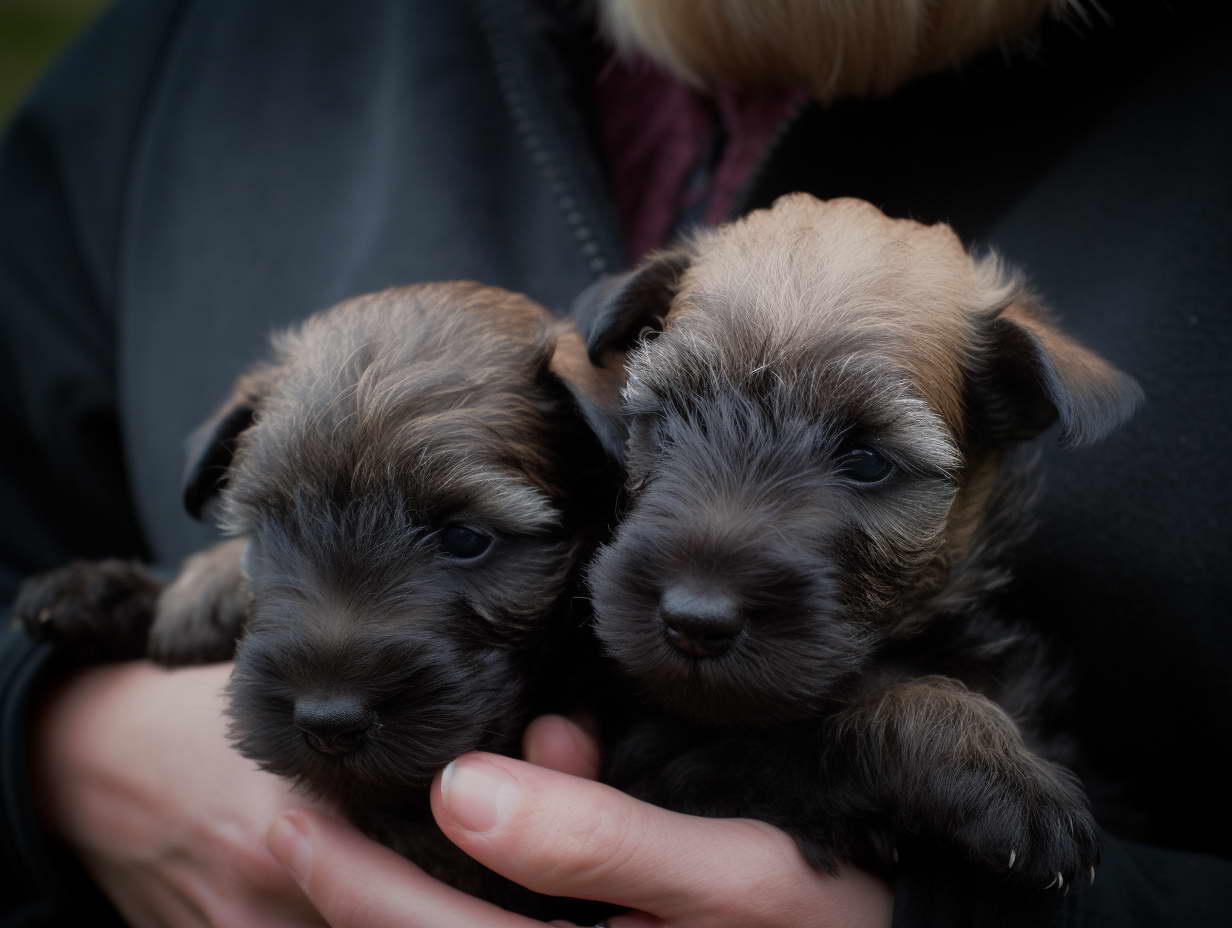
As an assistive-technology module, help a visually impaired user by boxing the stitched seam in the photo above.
[473,0,611,278]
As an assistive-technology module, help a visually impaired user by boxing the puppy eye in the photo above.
[438,525,493,560]
[837,448,894,485]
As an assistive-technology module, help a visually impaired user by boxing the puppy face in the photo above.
[187,283,615,801]
[579,196,1139,725]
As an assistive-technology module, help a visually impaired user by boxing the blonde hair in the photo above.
[599,0,1075,103]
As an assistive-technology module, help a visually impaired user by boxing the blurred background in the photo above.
[1,0,108,122]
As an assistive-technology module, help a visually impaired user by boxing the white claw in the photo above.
[1008,849,1017,870]
[1089,866,1097,886]
[891,847,899,864]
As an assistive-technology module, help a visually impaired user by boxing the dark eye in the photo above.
[438,525,493,560]
[837,448,894,484]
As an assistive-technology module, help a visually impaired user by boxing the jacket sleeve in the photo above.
[0,1,188,921]
[892,831,1232,928]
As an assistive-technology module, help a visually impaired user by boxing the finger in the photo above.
[430,753,825,921]
[165,822,331,928]
[95,865,211,928]
[522,714,601,779]
[267,809,541,928]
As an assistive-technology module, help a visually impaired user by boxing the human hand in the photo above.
[33,660,329,927]
[268,715,894,927]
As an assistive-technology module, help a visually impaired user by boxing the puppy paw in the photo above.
[148,539,250,665]
[949,759,1100,890]
[13,559,161,660]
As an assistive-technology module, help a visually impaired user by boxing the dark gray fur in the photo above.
[17,282,619,919]
[576,196,1141,893]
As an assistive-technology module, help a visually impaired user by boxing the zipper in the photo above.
[474,0,618,279]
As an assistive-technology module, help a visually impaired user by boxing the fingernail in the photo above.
[268,812,313,884]
[440,757,521,834]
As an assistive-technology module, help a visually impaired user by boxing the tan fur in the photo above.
[997,301,1135,445]
[600,0,1075,103]
[841,674,1087,827]
[851,676,1026,760]
[550,322,626,413]
[657,195,1013,437]
[583,194,1127,886]
[606,193,1136,640]
[223,282,569,538]
[943,451,1004,564]
[155,282,626,667]
[149,536,252,663]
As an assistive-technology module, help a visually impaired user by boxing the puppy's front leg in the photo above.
[14,559,162,660]
[14,538,250,665]
[148,536,250,665]
[833,676,1099,889]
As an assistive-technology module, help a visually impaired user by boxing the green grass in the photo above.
[0,0,110,123]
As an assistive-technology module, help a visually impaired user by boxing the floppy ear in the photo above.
[970,302,1143,447]
[543,326,628,461]
[182,368,273,520]
[573,246,693,365]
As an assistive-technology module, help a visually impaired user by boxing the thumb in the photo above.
[430,752,822,922]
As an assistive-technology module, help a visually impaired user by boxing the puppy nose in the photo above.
[293,694,374,756]
[659,584,743,658]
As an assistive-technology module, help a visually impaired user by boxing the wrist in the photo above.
[30,661,168,851]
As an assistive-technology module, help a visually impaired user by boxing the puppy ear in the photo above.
[573,246,693,365]
[971,302,1143,446]
[182,368,273,520]
[543,327,627,460]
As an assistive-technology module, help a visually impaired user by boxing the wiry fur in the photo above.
[16,282,620,919]
[14,559,163,660]
[218,285,618,916]
[600,0,1079,104]
[578,195,1139,891]
[148,537,252,663]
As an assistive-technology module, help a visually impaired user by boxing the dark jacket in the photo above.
[2,1,1229,924]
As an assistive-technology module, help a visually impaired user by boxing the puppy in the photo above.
[574,195,1140,890]
[17,282,620,916]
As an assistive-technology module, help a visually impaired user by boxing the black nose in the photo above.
[293,694,374,756]
[659,583,743,658]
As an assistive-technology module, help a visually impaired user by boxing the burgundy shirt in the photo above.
[596,52,807,262]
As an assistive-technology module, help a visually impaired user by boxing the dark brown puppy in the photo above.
[17,282,619,916]
[575,195,1141,891]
